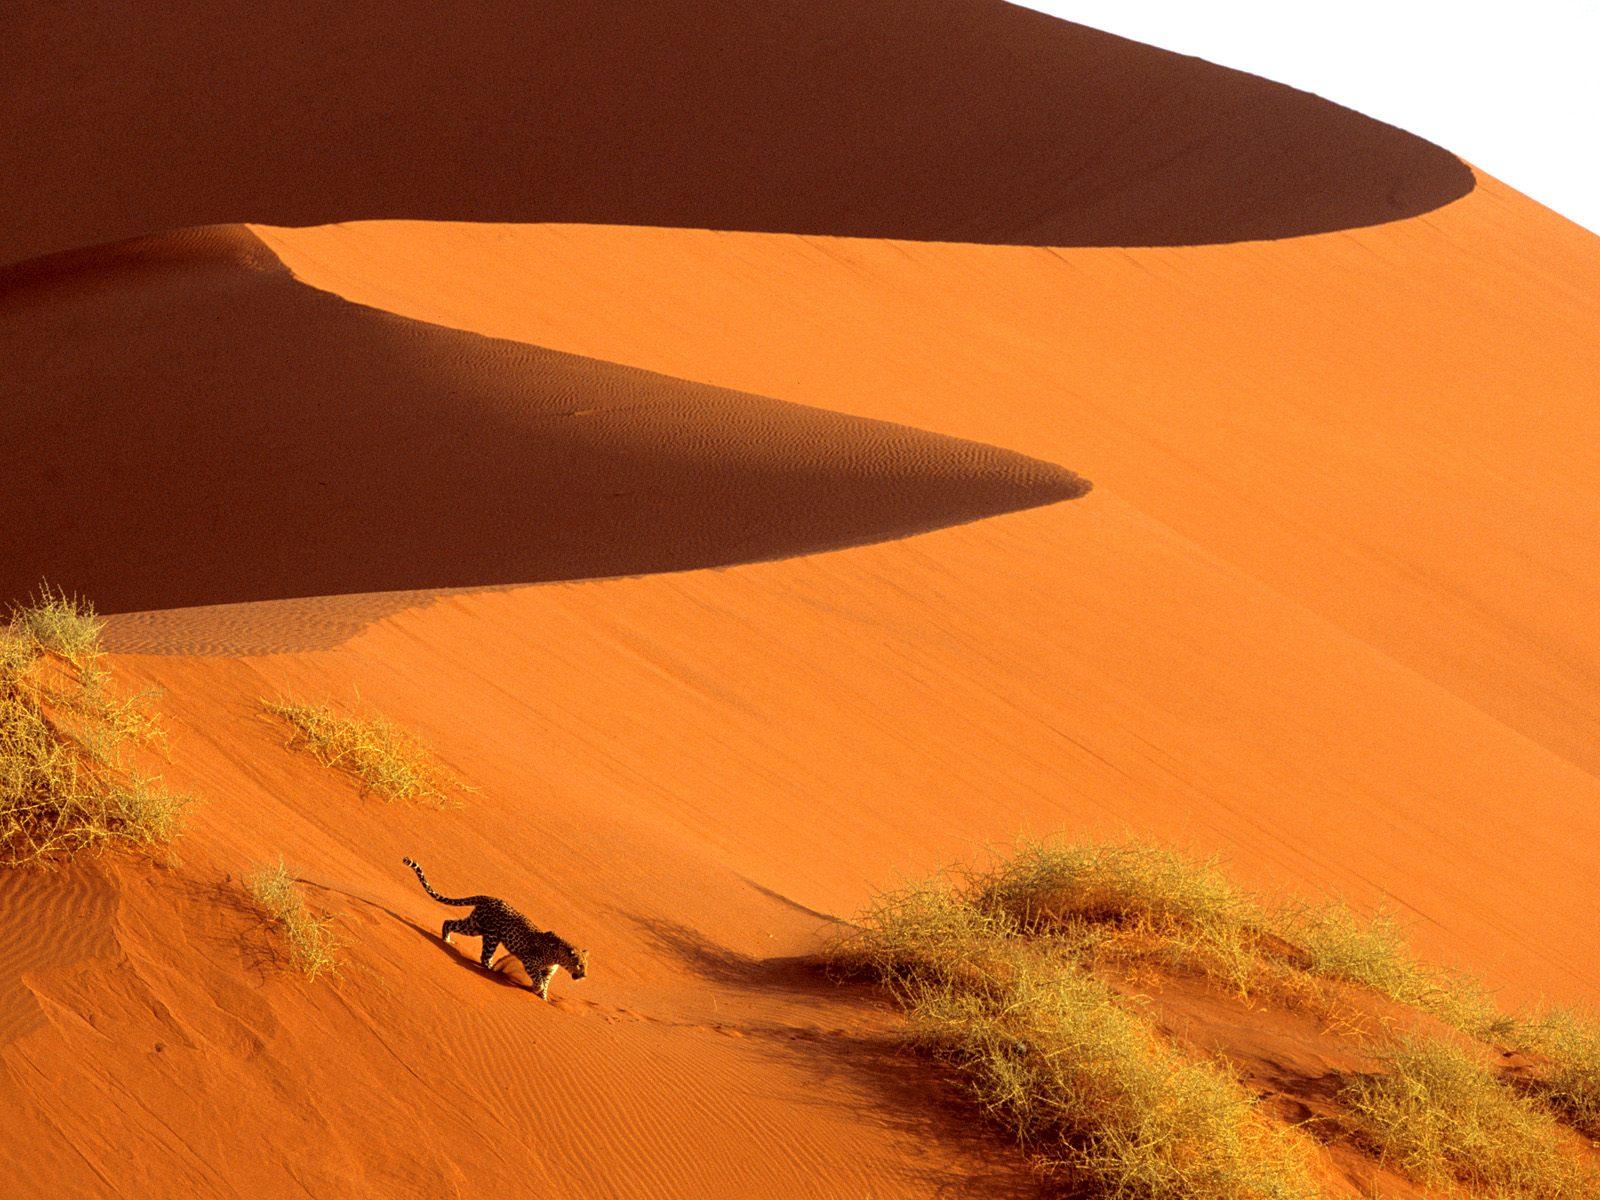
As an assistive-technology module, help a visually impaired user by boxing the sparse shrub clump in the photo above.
[1510,1008,1600,1136]
[264,697,466,807]
[1341,1035,1590,1198]
[1272,901,1509,1038]
[844,840,1600,1200]
[0,589,192,865]
[962,840,1508,1031]
[246,858,340,980]
[846,871,1319,1200]
[973,841,1256,938]
[971,841,1269,994]
[10,591,106,663]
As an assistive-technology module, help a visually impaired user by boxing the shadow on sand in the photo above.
[4,0,1473,262]
[625,912,1040,1198]
[0,227,1090,622]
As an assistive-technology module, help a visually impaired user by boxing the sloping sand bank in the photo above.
[0,0,1471,264]
[0,226,1085,617]
[256,174,1600,780]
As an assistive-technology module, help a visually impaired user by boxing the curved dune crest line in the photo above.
[0,226,1089,618]
[0,0,1472,265]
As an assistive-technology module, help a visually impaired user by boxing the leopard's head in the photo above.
[564,944,589,982]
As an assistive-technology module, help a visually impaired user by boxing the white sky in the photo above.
[1019,1,1600,235]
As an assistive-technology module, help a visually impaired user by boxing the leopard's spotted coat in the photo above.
[404,857,588,999]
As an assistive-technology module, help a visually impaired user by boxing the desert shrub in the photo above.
[263,697,465,806]
[844,841,1600,1197]
[10,589,107,663]
[846,878,1020,992]
[909,953,1317,1199]
[844,871,1319,1199]
[246,858,340,980]
[972,841,1256,937]
[1272,901,1508,1038]
[1341,1035,1591,1197]
[1510,1009,1600,1136]
[969,841,1268,994]
[0,589,192,865]
[960,841,1508,1031]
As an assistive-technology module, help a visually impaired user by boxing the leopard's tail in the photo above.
[403,857,485,907]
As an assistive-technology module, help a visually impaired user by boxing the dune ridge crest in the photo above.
[0,0,1473,265]
[0,224,1088,630]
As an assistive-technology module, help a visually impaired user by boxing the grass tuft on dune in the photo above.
[970,841,1268,995]
[1509,1009,1600,1138]
[844,871,1319,1200]
[1341,1035,1590,1197]
[0,589,192,866]
[1273,900,1510,1038]
[964,840,1510,1032]
[843,841,1600,1198]
[246,858,340,981]
[264,697,467,807]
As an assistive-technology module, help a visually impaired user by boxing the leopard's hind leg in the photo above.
[442,915,481,945]
[479,936,501,972]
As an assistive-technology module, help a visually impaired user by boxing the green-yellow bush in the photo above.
[264,697,465,807]
[844,869,1318,1200]
[1,590,192,866]
[845,841,1600,1199]
[970,840,1267,994]
[1341,1035,1590,1197]
[1511,1009,1600,1137]
[246,858,340,980]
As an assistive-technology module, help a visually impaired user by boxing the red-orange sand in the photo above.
[3,1,1599,1196]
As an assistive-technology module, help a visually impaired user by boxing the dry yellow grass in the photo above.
[1,589,192,866]
[246,858,340,981]
[1509,1009,1600,1137]
[846,877,1319,1200]
[1341,1035,1591,1198]
[1272,900,1510,1039]
[264,697,466,806]
[970,841,1268,994]
[843,841,1600,1200]
[967,841,1508,1034]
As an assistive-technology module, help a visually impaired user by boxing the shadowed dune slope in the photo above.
[0,226,1086,615]
[0,0,1472,264]
[256,175,1600,780]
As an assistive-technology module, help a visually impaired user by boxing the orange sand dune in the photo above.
[3,0,1599,1197]
[254,175,1600,781]
[9,496,1600,1195]
[0,226,1084,615]
[0,0,1472,265]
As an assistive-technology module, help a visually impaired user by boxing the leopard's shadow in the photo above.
[398,916,533,990]
[318,883,535,992]
[620,912,1037,1198]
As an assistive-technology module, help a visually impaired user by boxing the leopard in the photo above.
[403,857,588,1000]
